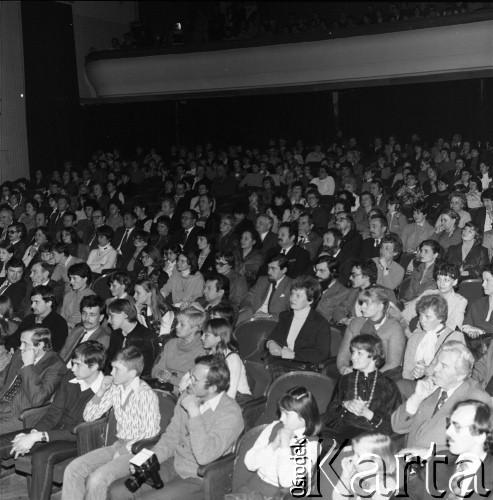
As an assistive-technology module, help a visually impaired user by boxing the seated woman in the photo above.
[332,432,397,500]
[372,233,405,291]
[215,214,239,254]
[136,245,167,289]
[234,228,264,287]
[402,263,467,332]
[337,287,406,377]
[236,387,321,498]
[0,295,20,335]
[401,239,442,303]
[386,196,407,237]
[126,230,149,278]
[0,318,12,371]
[265,276,331,379]
[22,226,51,269]
[162,244,179,278]
[448,191,472,228]
[401,295,465,387]
[60,227,90,262]
[159,251,205,307]
[149,215,172,251]
[353,191,374,240]
[196,229,215,280]
[105,271,135,309]
[400,201,436,255]
[446,221,490,280]
[431,208,462,251]
[151,306,206,393]
[324,335,401,442]
[0,242,14,283]
[86,225,117,275]
[200,317,252,402]
[134,277,173,338]
[462,270,493,340]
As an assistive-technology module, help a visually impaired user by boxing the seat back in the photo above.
[231,424,270,492]
[91,274,112,301]
[235,317,277,363]
[458,279,484,305]
[330,325,343,358]
[155,390,177,433]
[258,371,336,425]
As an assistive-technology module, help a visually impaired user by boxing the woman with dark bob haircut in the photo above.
[446,221,490,279]
[323,334,401,442]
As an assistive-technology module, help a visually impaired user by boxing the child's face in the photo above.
[201,328,220,350]
[352,441,378,473]
[111,360,135,386]
[280,409,305,431]
[350,347,375,372]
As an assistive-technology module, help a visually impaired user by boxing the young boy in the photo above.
[61,346,160,500]
[60,262,95,329]
[0,341,106,500]
[323,334,402,442]
[152,306,206,393]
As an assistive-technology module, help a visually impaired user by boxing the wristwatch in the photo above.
[41,432,48,443]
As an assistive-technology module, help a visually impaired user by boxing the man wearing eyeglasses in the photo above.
[405,400,493,500]
[392,342,491,454]
[107,355,244,500]
[7,222,27,260]
[335,211,362,264]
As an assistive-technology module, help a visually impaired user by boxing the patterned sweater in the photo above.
[83,379,160,452]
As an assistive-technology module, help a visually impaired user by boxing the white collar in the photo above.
[200,391,224,414]
[283,244,294,254]
[121,376,141,400]
[98,245,110,251]
[69,370,104,392]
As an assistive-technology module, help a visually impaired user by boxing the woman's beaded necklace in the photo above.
[353,370,378,408]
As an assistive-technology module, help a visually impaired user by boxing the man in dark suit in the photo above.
[370,179,388,213]
[263,223,311,279]
[314,255,351,325]
[174,181,193,217]
[297,212,322,261]
[472,187,493,233]
[172,209,200,255]
[19,261,64,319]
[196,193,220,236]
[265,276,330,378]
[0,327,66,432]
[392,342,491,450]
[6,284,68,352]
[0,258,27,316]
[48,195,70,240]
[359,214,388,260]
[305,189,330,235]
[238,254,292,324]
[59,295,111,363]
[112,210,138,270]
[335,212,363,269]
[7,222,27,260]
[255,214,278,257]
[26,211,49,245]
[406,400,493,500]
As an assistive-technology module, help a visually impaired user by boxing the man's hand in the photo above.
[10,433,39,459]
[97,376,113,397]
[414,377,437,401]
[267,341,282,357]
[281,347,295,360]
[21,348,36,367]
[155,369,172,383]
[412,363,427,380]
[181,394,201,418]
[462,325,484,339]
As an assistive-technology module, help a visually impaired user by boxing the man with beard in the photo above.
[314,255,350,325]
[237,254,292,324]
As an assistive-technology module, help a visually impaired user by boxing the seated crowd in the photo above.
[2,130,493,498]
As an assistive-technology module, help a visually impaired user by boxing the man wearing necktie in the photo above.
[359,214,387,260]
[391,342,491,452]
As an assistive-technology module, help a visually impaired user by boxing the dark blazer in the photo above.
[315,281,351,325]
[339,228,363,263]
[306,205,330,235]
[298,231,322,261]
[0,350,66,422]
[472,206,488,232]
[198,252,216,280]
[238,275,292,323]
[215,231,239,254]
[359,237,382,260]
[266,308,331,365]
[112,226,137,270]
[197,212,220,236]
[59,324,111,363]
[259,231,279,257]
[171,226,200,255]
[263,245,311,279]
[11,239,27,261]
[407,452,493,500]
[19,279,64,319]
[446,243,490,279]
[2,280,27,315]
[6,310,69,352]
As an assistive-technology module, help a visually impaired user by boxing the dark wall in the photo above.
[21,1,80,173]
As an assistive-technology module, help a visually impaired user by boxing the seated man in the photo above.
[105,298,157,377]
[238,254,292,324]
[297,212,322,260]
[0,258,27,316]
[265,276,331,379]
[0,341,106,500]
[107,354,244,500]
[372,232,405,291]
[406,399,493,499]
[392,341,491,451]
[5,285,68,352]
[314,255,351,325]
[197,273,233,313]
[0,327,66,433]
[60,262,96,329]
[61,346,160,500]
[60,295,111,363]
[19,260,64,319]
